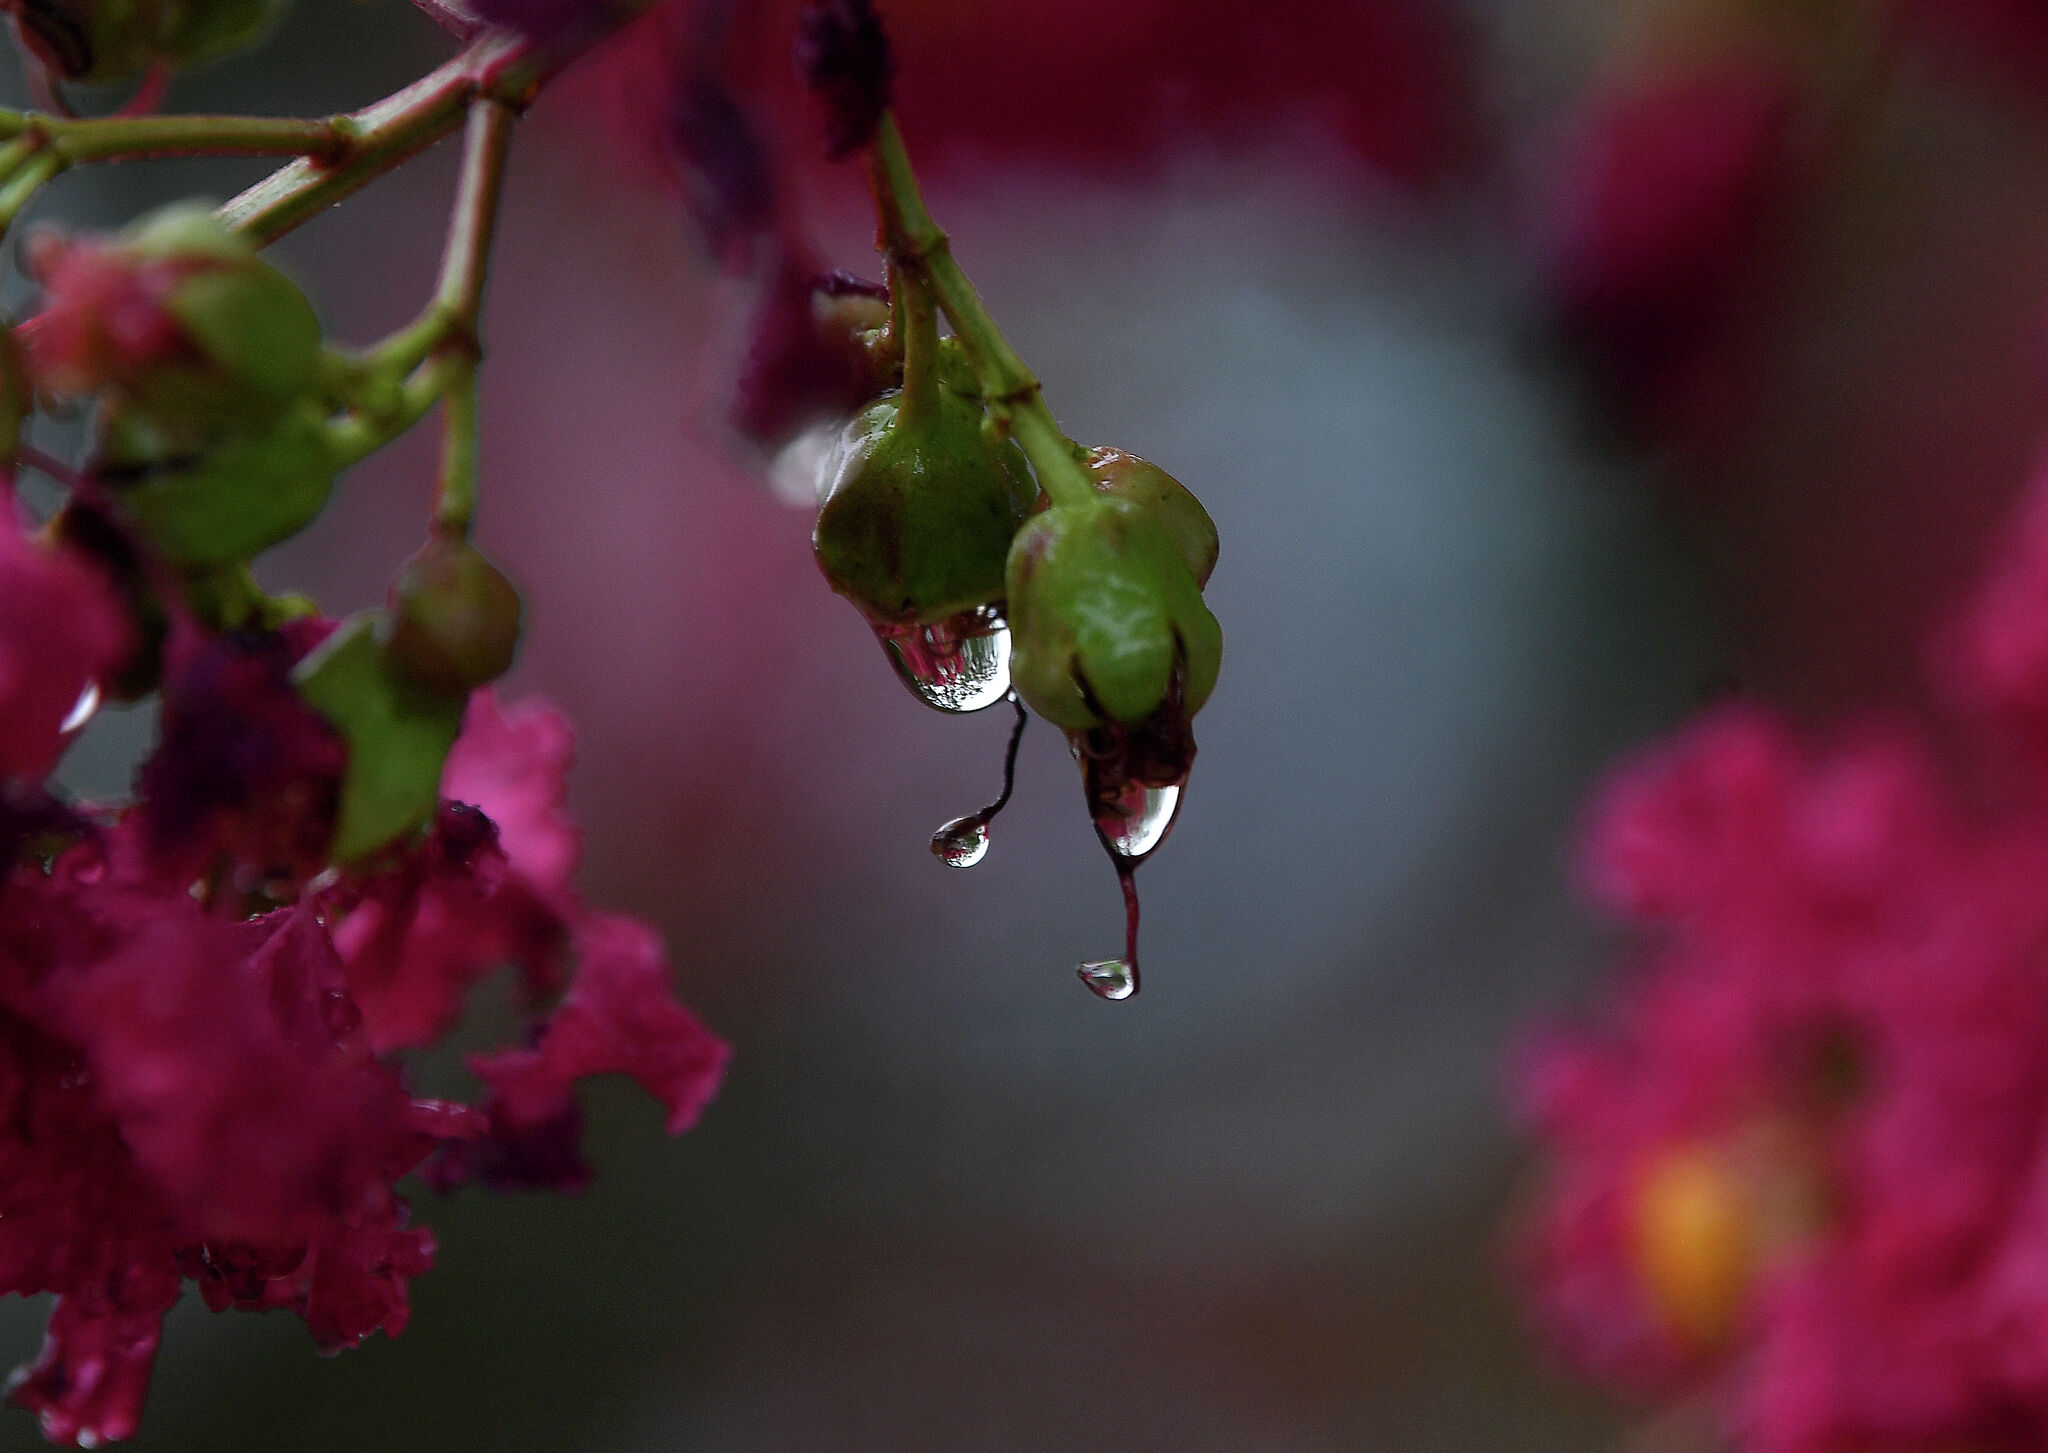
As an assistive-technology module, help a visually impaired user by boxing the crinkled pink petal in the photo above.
[440,690,582,898]
[0,526,131,784]
[7,1273,181,1449]
[471,912,727,1135]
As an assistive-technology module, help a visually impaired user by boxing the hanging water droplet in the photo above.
[931,815,990,868]
[927,695,1029,867]
[59,680,100,735]
[1096,781,1181,859]
[1077,858,1144,1001]
[876,606,1011,713]
[1078,958,1137,1000]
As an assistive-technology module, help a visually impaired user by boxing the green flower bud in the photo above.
[385,536,523,695]
[1082,447,1218,587]
[1006,498,1222,731]
[98,396,338,567]
[131,203,322,424]
[814,383,1037,626]
[7,0,285,82]
[30,203,322,439]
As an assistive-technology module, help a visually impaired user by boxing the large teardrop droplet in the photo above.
[1078,958,1136,1000]
[930,815,989,867]
[876,606,1011,713]
[1095,781,1181,860]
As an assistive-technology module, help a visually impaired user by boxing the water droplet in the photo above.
[1077,858,1144,1001]
[1095,782,1181,859]
[876,606,1011,713]
[927,695,1029,867]
[1078,958,1136,1000]
[59,681,100,735]
[931,815,990,868]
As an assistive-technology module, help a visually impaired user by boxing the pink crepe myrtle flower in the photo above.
[0,672,725,1446]
[1516,703,2048,1451]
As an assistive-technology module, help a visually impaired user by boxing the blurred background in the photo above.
[16,0,2048,1446]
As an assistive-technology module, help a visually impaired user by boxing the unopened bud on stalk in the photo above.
[385,536,523,695]
[28,202,321,436]
[813,384,1036,626]
[1006,496,1221,732]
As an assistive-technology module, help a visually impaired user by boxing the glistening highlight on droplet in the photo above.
[1095,781,1180,860]
[930,815,989,867]
[877,606,1011,713]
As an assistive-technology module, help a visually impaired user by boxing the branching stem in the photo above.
[866,112,1095,509]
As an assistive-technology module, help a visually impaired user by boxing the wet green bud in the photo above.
[814,384,1037,626]
[1006,498,1222,731]
[134,204,322,420]
[1082,447,1218,587]
[98,396,338,567]
[30,203,322,438]
[385,536,523,695]
[6,0,285,83]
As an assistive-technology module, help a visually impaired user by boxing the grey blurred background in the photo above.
[1,1,1788,1447]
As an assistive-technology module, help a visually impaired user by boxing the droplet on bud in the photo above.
[930,815,989,868]
[58,680,100,735]
[1095,781,1180,860]
[876,606,1011,713]
[1078,958,1136,1000]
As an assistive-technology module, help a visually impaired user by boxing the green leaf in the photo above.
[293,613,465,863]
[112,400,339,567]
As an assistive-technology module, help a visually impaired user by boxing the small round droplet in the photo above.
[1096,782,1181,860]
[931,815,990,868]
[876,607,1012,713]
[1078,958,1137,1001]
[59,680,101,735]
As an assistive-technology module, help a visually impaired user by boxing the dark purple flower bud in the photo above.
[731,253,894,452]
[795,0,893,160]
[667,72,779,271]
[135,626,346,887]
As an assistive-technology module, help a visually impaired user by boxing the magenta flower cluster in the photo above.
[1517,464,2048,1450]
[0,567,724,1447]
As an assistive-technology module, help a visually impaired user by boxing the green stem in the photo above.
[219,13,643,248]
[888,256,941,425]
[358,306,460,384]
[327,350,470,467]
[40,111,346,164]
[0,152,60,232]
[866,112,1095,508]
[435,98,514,331]
[435,367,479,536]
[328,96,514,522]
[428,99,513,538]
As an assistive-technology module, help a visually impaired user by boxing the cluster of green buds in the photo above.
[31,203,335,571]
[795,77,1225,996]
[18,98,528,866]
